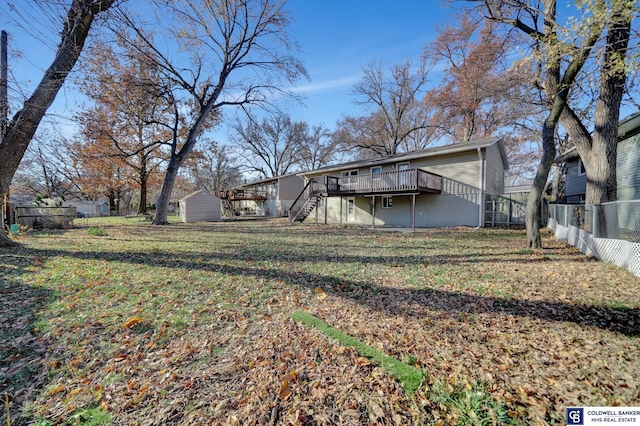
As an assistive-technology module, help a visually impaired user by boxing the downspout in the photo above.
[477,147,484,228]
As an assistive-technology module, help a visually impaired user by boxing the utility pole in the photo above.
[0,30,7,137]
[1,30,9,229]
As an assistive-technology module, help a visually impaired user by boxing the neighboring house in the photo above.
[554,112,640,203]
[291,137,508,229]
[234,173,305,217]
[64,200,109,217]
[178,190,221,223]
[503,182,531,202]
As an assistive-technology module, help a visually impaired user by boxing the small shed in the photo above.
[179,190,222,223]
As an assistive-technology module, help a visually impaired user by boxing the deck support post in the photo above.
[371,196,376,229]
[340,197,343,225]
[412,194,416,232]
[324,195,327,224]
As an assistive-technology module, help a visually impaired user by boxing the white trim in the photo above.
[346,198,355,222]
[477,147,484,228]
[577,159,586,176]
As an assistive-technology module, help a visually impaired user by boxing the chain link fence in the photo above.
[548,200,640,276]
[549,201,640,241]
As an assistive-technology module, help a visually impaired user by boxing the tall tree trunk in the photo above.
[526,120,556,248]
[153,157,181,225]
[138,176,148,215]
[137,160,149,214]
[550,163,562,202]
[108,188,116,213]
[0,0,115,247]
[560,2,631,237]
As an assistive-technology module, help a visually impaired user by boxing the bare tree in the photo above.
[0,0,117,247]
[479,0,636,247]
[113,0,306,224]
[296,123,341,171]
[336,59,435,157]
[231,113,305,178]
[184,140,243,192]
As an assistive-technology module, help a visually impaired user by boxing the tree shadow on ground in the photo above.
[0,250,56,424]
[29,247,640,337]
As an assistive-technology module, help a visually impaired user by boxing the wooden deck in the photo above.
[215,189,267,201]
[325,169,442,196]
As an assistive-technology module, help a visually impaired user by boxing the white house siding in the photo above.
[484,143,505,195]
[179,190,221,222]
[278,175,305,200]
[309,148,489,228]
[240,174,304,216]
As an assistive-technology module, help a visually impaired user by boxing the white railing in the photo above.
[337,169,441,194]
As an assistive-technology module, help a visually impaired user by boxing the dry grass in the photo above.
[1,218,638,425]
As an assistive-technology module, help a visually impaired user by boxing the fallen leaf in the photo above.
[123,316,143,328]
[278,379,291,400]
[316,287,327,300]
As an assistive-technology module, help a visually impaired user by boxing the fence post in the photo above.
[507,199,512,227]
[564,205,568,227]
[592,204,598,237]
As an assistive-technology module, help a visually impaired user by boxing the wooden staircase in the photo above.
[289,178,327,223]
[290,193,325,223]
[221,198,235,217]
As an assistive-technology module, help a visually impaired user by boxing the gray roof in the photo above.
[300,137,507,176]
[238,171,304,188]
[619,111,640,139]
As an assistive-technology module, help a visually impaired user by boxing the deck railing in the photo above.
[216,189,267,200]
[334,169,441,194]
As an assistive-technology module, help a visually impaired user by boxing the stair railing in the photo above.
[289,177,326,222]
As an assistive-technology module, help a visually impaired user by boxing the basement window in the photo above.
[382,197,393,208]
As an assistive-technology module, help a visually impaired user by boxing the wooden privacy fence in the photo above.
[14,206,76,229]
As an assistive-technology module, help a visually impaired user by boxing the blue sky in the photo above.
[262,0,457,130]
[0,1,463,142]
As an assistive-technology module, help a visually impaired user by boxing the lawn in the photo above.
[1,219,638,425]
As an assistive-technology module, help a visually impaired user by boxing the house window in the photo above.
[371,166,382,174]
[382,197,392,208]
[340,170,358,177]
[578,159,586,176]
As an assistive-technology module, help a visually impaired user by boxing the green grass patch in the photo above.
[290,310,424,394]
[426,379,516,425]
[66,407,110,426]
[86,227,108,237]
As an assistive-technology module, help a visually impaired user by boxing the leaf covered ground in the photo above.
[0,218,638,425]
